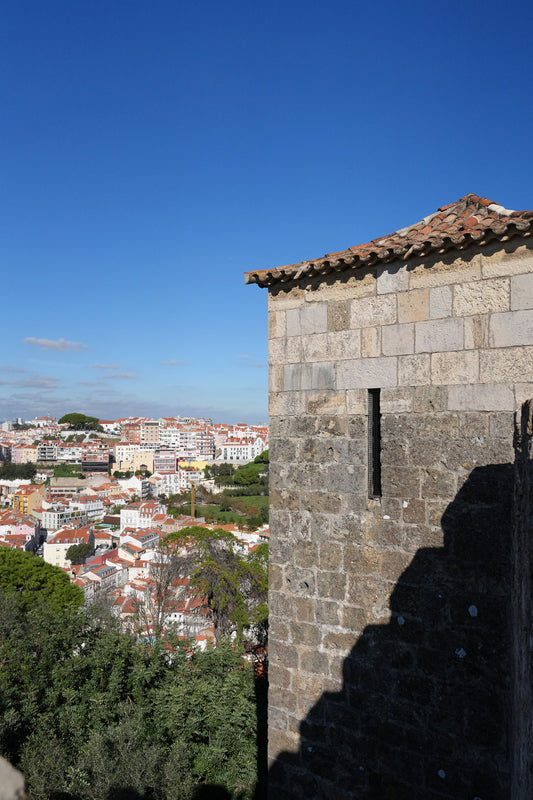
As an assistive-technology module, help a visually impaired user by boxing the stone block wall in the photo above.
[266,239,533,799]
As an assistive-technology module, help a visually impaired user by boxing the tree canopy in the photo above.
[164,527,268,645]
[66,543,94,565]
[0,550,84,612]
[0,597,259,799]
[0,462,37,480]
[58,413,103,431]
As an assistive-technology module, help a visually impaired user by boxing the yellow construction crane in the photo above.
[187,479,196,518]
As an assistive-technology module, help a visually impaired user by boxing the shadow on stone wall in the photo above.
[268,464,514,800]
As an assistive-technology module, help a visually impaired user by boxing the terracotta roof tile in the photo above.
[244,194,533,287]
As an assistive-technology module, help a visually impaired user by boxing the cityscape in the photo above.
[0,412,269,647]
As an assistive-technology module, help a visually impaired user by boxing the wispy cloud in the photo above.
[24,337,88,352]
[0,375,58,391]
[251,363,267,368]
[238,354,250,359]
[0,366,27,374]
[161,359,184,366]
[91,363,118,370]
[103,372,137,380]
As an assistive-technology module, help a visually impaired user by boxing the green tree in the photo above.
[165,527,268,645]
[58,413,103,431]
[66,542,94,565]
[0,462,37,481]
[0,596,259,800]
[0,550,83,613]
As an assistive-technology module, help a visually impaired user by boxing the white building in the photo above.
[220,437,266,462]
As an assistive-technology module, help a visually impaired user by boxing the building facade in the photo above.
[246,194,533,799]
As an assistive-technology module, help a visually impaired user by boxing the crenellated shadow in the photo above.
[268,465,514,800]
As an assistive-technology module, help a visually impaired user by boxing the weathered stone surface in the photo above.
[381,323,414,356]
[480,239,533,277]
[415,317,464,353]
[429,285,452,319]
[453,277,510,316]
[0,758,25,800]
[408,252,482,287]
[327,329,361,360]
[398,353,430,386]
[269,309,286,339]
[350,294,397,329]
[463,313,488,349]
[336,356,397,389]
[376,263,409,295]
[361,326,381,358]
[489,309,533,347]
[448,383,514,411]
[398,287,430,323]
[480,348,533,383]
[511,271,533,310]
[431,350,479,385]
[264,229,533,800]
[327,299,351,331]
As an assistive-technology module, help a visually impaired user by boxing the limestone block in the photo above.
[269,391,306,416]
[447,383,514,411]
[480,347,533,383]
[285,336,303,363]
[408,253,482,288]
[376,262,409,295]
[480,240,533,278]
[269,364,284,392]
[515,383,533,406]
[431,351,479,385]
[398,288,430,322]
[327,299,351,331]
[287,302,328,337]
[361,326,381,358]
[489,309,533,347]
[285,307,300,337]
[382,323,414,356]
[398,354,430,386]
[336,357,398,389]
[302,332,329,362]
[413,386,448,412]
[268,337,285,365]
[346,388,367,414]
[350,294,397,329]
[453,278,510,317]
[327,329,361,360]
[269,310,286,339]
[511,272,533,310]
[306,391,346,415]
[0,758,25,800]
[430,286,452,319]
[381,387,414,413]
[415,317,463,353]
[464,315,488,349]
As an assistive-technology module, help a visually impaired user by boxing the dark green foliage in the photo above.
[0,598,259,800]
[58,413,103,432]
[165,528,268,645]
[65,543,94,565]
[0,550,84,612]
[0,462,37,480]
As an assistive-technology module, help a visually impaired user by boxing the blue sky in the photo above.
[2,0,532,423]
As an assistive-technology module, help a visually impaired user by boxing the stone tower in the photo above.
[245,195,533,799]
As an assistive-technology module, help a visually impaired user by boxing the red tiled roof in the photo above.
[244,194,533,288]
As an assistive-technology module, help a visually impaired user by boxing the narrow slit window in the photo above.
[368,388,382,498]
